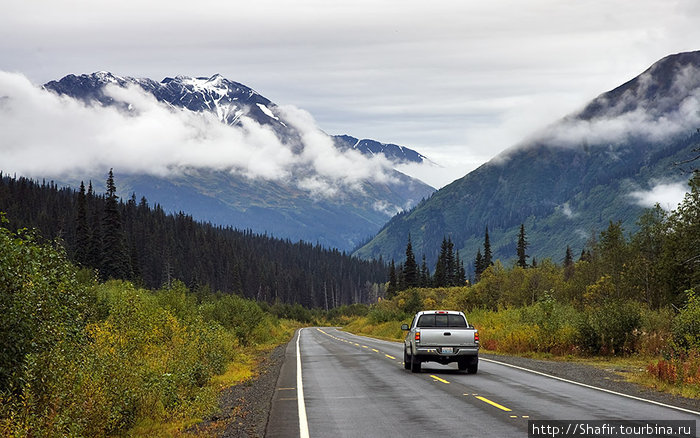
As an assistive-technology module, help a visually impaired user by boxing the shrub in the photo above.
[671,289,700,352]
[576,300,642,355]
[0,226,95,393]
[200,294,267,345]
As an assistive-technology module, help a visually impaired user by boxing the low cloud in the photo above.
[528,65,700,149]
[629,180,689,211]
[372,200,403,217]
[0,72,397,198]
[561,202,577,219]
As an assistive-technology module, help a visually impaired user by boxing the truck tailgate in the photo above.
[418,328,476,347]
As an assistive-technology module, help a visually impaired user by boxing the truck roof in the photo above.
[416,310,464,315]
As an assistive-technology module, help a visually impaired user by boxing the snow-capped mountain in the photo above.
[44,73,430,164]
[40,72,436,250]
[333,135,429,164]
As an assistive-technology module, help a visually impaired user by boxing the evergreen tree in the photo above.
[402,234,419,288]
[516,223,529,268]
[387,260,398,298]
[474,248,484,281]
[74,181,89,266]
[483,227,493,268]
[563,245,575,281]
[433,237,449,287]
[579,249,591,262]
[454,250,466,286]
[86,195,102,270]
[100,169,133,280]
[446,237,456,286]
[420,254,430,287]
[397,262,406,292]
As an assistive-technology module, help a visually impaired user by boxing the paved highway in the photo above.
[266,328,699,437]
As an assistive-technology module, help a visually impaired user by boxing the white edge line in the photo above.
[481,357,700,417]
[296,328,310,438]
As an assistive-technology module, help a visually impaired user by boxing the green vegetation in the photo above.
[0,220,297,437]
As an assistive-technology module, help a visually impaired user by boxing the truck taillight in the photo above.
[474,331,479,342]
[415,331,420,342]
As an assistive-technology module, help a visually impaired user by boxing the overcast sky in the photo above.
[2,0,699,187]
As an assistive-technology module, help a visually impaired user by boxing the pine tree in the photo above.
[517,223,529,268]
[483,227,493,268]
[563,245,574,281]
[446,237,456,286]
[454,250,466,286]
[433,237,448,287]
[402,234,419,288]
[397,262,406,292]
[86,189,102,271]
[74,181,89,266]
[387,260,398,298]
[474,248,484,281]
[420,254,430,287]
[100,169,133,280]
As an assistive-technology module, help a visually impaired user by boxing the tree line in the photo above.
[387,235,467,296]
[387,171,700,310]
[0,171,387,308]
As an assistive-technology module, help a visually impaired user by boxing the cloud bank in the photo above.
[629,180,690,211]
[530,64,700,149]
[0,72,396,199]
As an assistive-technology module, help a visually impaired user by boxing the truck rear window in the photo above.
[417,314,467,328]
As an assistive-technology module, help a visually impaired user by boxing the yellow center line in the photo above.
[372,348,379,353]
[475,396,511,412]
[362,345,368,348]
[430,375,450,384]
[385,354,396,360]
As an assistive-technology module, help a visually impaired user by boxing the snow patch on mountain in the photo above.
[256,103,279,120]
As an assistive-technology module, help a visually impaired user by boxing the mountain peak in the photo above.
[578,50,700,121]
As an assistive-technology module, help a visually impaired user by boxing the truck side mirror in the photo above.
[401,324,409,331]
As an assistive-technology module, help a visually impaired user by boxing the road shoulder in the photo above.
[481,352,700,413]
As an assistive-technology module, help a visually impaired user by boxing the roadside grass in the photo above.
[343,317,406,342]
[130,320,299,437]
[628,373,700,399]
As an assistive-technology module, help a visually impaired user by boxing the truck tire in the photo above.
[457,359,468,371]
[467,362,478,374]
[410,353,421,373]
[403,349,411,370]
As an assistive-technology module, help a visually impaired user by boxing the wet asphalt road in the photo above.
[266,328,700,438]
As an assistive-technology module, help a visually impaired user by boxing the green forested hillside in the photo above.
[0,172,387,308]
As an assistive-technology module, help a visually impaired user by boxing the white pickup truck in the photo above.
[401,310,479,374]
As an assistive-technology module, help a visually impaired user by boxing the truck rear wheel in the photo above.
[410,353,421,373]
[403,349,411,370]
[467,362,478,374]
[457,359,468,371]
